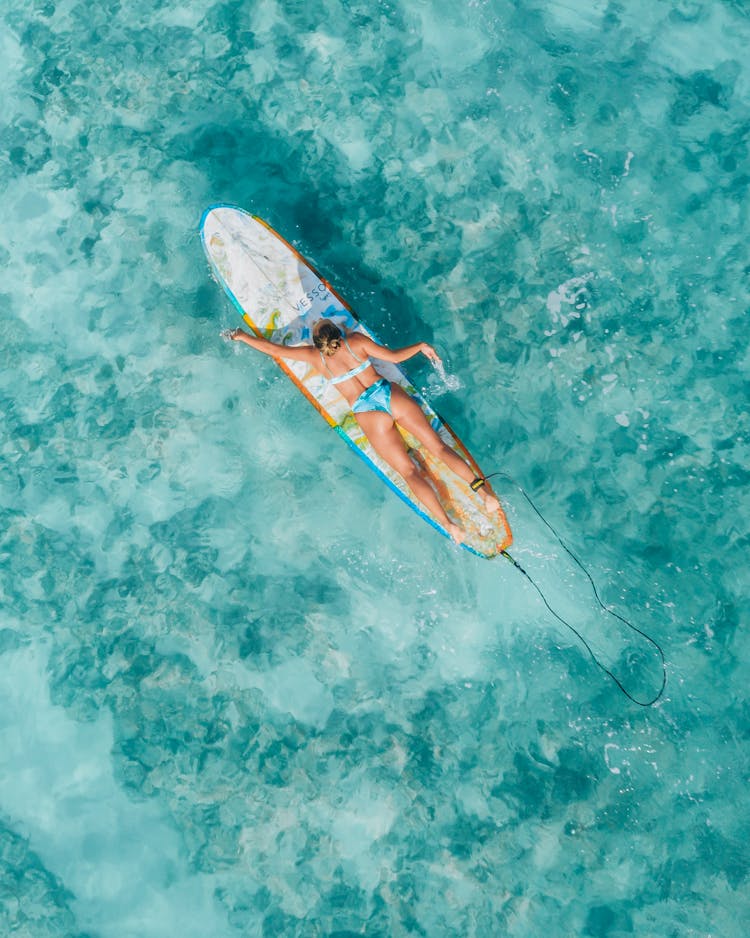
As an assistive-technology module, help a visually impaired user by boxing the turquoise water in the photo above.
[2,0,749,934]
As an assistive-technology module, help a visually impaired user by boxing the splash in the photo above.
[426,358,462,397]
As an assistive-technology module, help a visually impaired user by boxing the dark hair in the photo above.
[313,320,343,356]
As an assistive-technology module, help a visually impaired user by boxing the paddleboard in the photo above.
[200,204,512,558]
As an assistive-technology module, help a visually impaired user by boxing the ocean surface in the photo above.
[2,1,749,935]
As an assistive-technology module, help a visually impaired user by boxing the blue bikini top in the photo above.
[320,336,372,385]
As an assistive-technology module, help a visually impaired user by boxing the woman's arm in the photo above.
[228,328,318,364]
[353,333,442,366]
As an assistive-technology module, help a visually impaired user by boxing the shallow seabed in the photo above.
[2,1,749,935]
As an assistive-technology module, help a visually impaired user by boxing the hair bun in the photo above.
[313,321,343,356]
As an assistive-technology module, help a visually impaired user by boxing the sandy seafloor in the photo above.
[2,1,750,935]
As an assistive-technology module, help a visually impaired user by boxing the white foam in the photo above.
[546,274,594,324]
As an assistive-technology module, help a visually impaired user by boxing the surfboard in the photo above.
[200,204,512,558]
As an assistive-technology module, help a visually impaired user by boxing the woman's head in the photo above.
[312,319,343,356]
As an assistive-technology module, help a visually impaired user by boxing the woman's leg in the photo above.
[354,409,464,543]
[389,385,500,511]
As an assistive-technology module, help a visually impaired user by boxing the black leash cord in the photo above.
[487,473,667,707]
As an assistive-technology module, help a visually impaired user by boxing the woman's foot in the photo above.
[470,476,499,513]
[483,490,500,513]
[446,522,465,545]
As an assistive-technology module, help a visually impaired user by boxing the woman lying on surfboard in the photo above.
[227,319,499,543]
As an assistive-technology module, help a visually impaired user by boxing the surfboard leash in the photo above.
[485,472,667,707]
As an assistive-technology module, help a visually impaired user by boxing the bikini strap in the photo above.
[318,348,335,378]
[342,334,364,364]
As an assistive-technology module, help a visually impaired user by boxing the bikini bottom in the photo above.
[351,378,392,416]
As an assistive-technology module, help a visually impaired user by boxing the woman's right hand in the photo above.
[421,343,442,365]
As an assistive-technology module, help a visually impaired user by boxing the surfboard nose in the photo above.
[199,203,239,236]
